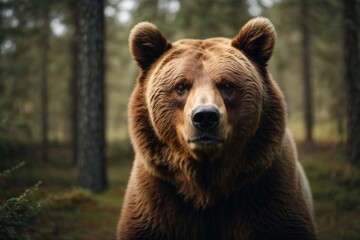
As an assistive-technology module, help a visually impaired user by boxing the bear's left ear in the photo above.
[231,17,276,66]
[129,22,172,70]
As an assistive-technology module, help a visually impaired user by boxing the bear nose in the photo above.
[191,106,220,131]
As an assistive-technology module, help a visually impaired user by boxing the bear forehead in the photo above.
[170,37,235,59]
[174,37,231,48]
[153,37,254,81]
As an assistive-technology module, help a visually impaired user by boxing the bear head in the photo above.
[128,17,286,208]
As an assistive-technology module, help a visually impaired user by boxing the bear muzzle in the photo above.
[186,105,226,149]
[181,87,229,155]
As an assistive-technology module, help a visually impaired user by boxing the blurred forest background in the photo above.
[1,0,360,239]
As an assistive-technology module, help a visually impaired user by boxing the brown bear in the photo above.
[117,17,316,240]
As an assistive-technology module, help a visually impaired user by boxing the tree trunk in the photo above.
[343,0,360,166]
[40,6,50,162]
[70,0,79,166]
[76,0,107,192]
[300,0,314,143]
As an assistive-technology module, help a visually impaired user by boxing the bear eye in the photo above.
[175,82,189,96]
[219,81,235,95]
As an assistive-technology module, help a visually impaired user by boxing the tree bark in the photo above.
[76,0,107,192]
[40,6,50,162]
[343,0,360,166]
[300,0,314,143]
[70,0,79,166]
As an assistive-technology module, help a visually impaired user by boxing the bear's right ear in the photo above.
[129,22,172,70]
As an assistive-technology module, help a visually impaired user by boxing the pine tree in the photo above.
[76,0,107,192]
[343,0,360,165]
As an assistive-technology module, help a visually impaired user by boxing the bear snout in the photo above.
[185,104,228,153]
[191,105,220,131]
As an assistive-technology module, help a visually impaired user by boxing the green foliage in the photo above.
[0,175,42,240]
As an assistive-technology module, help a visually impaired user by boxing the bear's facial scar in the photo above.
[146,41,264,161]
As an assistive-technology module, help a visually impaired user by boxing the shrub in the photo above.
[0,162,42,240]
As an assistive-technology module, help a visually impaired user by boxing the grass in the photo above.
[1,141,360,239]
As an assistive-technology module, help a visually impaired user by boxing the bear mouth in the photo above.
[188,134,225,146]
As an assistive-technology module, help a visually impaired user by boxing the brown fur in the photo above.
[117,17,316,240]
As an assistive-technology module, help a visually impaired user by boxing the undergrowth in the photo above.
[0,162,42,240]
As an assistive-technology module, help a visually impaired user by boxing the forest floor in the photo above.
[1,142,360,240]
